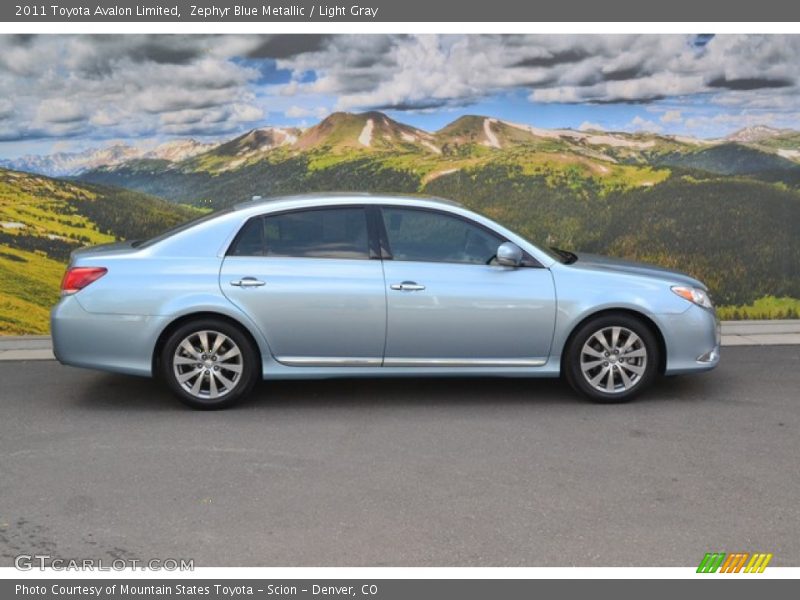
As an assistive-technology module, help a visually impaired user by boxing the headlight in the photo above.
[671,285,714,309]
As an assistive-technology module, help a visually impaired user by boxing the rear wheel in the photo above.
[564,313,659,403]
[161,318,259,409]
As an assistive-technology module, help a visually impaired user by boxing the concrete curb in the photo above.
[0,348,55,361]
[0,336,55,360]
[720,319,800,346]
[1,321,799,361]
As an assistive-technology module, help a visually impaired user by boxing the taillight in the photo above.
[60,267,107,295]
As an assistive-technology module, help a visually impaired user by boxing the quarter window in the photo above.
[381,208,502,265]
[229,208,370,259]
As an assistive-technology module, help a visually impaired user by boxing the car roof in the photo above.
[233,192,463,212]
[144,191,557,268]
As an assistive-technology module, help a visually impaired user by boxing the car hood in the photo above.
[570,252,706,289]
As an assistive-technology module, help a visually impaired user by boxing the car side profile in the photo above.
[51,193,720,409]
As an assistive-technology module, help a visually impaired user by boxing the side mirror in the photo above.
[496,242,523,267]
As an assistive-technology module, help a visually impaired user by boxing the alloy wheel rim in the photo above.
[580,326,647,394]
[173,330,243,400]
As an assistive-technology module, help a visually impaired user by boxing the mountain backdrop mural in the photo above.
[2,34,800,333]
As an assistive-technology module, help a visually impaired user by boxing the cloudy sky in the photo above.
[2,33,800,157]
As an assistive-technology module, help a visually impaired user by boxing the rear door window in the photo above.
[229,207,370,259]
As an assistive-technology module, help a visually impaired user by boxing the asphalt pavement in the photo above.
[1,346,798,567]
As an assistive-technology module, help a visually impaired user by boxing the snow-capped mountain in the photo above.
[143,139,220,162]
[4,116,800,179]
[0,144,142,177]
[725,125,788,143]
[0,139,219,177]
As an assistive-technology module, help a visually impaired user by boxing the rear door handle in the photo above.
[390,281,426,291]
[230,277,265,287]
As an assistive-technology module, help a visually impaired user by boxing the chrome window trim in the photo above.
[275,356,546,367]
[224,204,376,260]
[276,356,382,367]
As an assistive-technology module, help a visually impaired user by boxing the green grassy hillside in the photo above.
[423,166,800,306]
[717,296,800,320]
[81,114,672,210]
[81,154,800,310]
[654,143,800,177]
[9,110,796,327]
[0,168,201,334]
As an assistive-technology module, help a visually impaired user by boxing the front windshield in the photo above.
[472,207,577,265]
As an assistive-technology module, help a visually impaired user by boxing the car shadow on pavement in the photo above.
[71,370,722,412]
[253,376,578,410]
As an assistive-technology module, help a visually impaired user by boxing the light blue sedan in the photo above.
[51,194,720,409]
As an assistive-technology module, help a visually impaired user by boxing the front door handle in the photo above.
[230,277,265,287]
[390,281,426,291]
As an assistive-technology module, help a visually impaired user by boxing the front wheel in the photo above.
[161,319,259,409]
[564,314,660,403]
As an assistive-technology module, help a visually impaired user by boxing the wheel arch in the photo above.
[560,308,667,376]
[152,311,264,377]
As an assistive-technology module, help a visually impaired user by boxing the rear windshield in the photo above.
[135,208,233,249]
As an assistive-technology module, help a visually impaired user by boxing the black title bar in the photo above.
[4,0,800,22]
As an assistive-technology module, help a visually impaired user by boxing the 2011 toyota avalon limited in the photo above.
[51,193,720,409]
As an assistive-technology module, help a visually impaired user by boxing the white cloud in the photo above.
[2,34,800,144]
[285,105,330,119]
[35,98,87,125]
[628,116,663,132]
[680,111,800,133]
[579,121,606,131]
[285,105,312,118]
[660,110,683,124]
[231,104,264,122]
[0,35,268,141]
[89,110,121,127]
[0,98,13,120]
[275,34,800,132]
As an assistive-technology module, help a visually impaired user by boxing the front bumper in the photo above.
[659,304,721,375]
[51,295,168,377]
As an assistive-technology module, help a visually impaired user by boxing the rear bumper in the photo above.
[659,304,721,375]
[51,295,168,377]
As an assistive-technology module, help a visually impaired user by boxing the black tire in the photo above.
[564,313,660,403]
[160,318,259,410]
